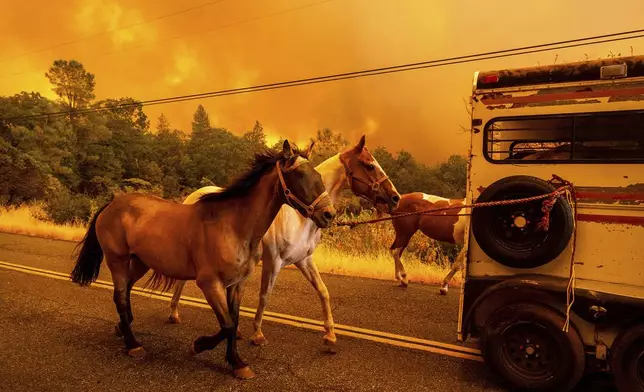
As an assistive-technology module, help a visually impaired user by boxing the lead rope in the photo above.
[334,185,572,228]
[562,186,578,333]
[545,175,578,333]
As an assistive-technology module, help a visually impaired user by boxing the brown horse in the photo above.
[168,135,401,349]
[70,140,336,379]
[387,193,467,293]
[388,149,569,293]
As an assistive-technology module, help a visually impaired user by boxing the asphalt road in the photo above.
[0,232,617,391]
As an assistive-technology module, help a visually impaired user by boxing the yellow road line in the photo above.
[0,260,483,362]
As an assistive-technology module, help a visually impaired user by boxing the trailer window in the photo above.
[484,111,644,163]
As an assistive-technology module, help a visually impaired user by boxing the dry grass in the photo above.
[319,209,463,286]
[0,204,461,287]
[0,204,86,242]
[313,244,461,286]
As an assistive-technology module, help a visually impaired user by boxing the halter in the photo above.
[339,155,391,203]
[276,157,331,218]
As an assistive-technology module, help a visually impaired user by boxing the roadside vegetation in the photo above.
[0,59,466,286]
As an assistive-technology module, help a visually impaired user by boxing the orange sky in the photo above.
[1,0,643,164]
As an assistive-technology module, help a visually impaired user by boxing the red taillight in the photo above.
[482,75,499,83]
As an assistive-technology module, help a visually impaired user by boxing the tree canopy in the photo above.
[0,59,467,223]
[45,59,96,110]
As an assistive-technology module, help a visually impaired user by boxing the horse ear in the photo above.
[354,134,366,152]
[304,141,315,159]
[282,139,294,159]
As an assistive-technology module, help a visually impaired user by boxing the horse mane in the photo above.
[197,143,306,203]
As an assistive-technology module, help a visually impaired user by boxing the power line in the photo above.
[99,0,337,58]
[1,0,229,63]
[4,0,337,78]
[3,29,644,122]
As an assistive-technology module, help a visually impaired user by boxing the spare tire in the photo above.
[471,175,574,269]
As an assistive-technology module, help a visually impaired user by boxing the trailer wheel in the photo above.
[471,175,574,269]
[482,302,585,392]
[610,323,644,392]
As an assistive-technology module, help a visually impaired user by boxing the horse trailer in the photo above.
[457,55,644,391]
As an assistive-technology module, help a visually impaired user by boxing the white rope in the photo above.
[562,188,577,333]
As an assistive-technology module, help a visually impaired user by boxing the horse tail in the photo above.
[70,201,111,286]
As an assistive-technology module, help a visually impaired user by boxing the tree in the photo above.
[191,104,211,135]
[93,98,153,183]
[0,62,472,226]
[0,139,49,205]
[95,97,149,131]
[185,127,249,187]
[45,59,96,110]
[242,121,267,152]
[152,114,188,197]
[71,111,123,195]
[156,113,171,133]
[372,146,396,173]
[433,155,467,197]
[185,105,255,186]
[271,137,285,150]
[309,128,349,165]
[0,92,76,188]
[372,147,466,196]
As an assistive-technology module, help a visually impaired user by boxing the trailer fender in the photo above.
[461,275,590,343]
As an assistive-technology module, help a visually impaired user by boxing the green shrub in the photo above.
[43,188,94,225]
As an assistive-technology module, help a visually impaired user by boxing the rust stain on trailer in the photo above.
[510,99,601,109]
[608,94,644,102]
[576,184,644,205]
[577,214,644,227]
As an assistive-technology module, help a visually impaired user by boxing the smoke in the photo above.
[1,0,642,163]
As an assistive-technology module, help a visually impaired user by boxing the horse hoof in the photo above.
[323,334,337,346]
[234,366,256,379]
[128,346,147,358]
[190,342,200,355]
[167,314,181,324]
[115,325,123,337]
[250,335,268,346]
[393,280,407,288]
[439,287,448,295]
[323,336,338,354]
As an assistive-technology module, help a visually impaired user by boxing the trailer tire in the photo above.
[481,302,585,392]
[609,323,644,392]
[471,175,574,269]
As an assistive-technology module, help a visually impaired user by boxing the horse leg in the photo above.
[115,256,150,338]
[439,247,466,295]
[226,280,253,379]
[250,258,280,346]
[107,253,146,358]
[193,277,254,379]
[390,231,413,288]
[168,280,186,324]
[168,279,242,338]
[294,256,336,348]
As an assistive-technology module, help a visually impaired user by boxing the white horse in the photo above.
[167,136,401,347]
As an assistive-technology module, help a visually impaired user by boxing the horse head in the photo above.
[278,140,337,228]
[339,135,401,212]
